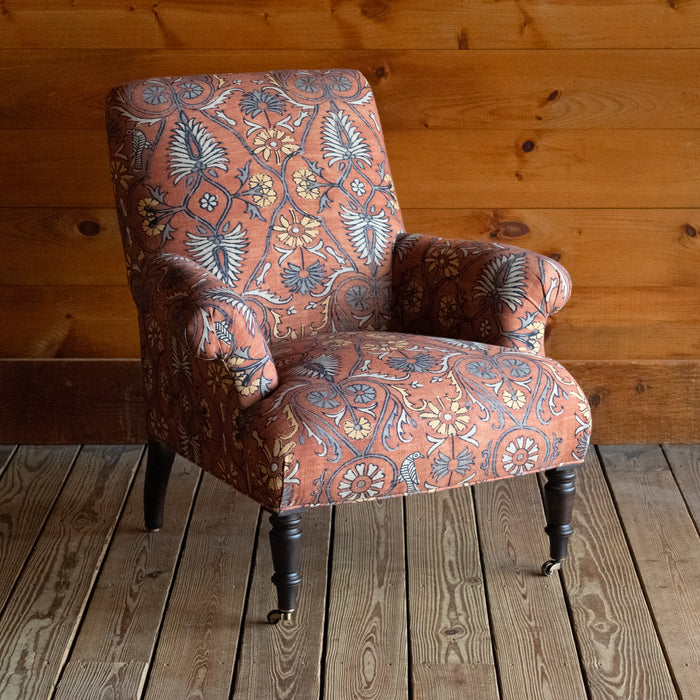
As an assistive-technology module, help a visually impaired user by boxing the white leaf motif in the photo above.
[186,223,247,286]
[340,204,392,265]
[169,117,228,184]
[321,110,372,168]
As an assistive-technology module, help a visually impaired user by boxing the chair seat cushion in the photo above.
[242,332,590,510]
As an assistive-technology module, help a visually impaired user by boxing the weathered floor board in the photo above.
[143,473,259,699]
[560,451,677,699]
[475,474,587,700]
[406,489,498,700]
[55,454,200,699]
[233,507,331,699]
[0,445,142,700]
[324,498,409,700]
[0,445,79,612]
[664,444,700,531]
[600,445,700,699]
[0,444,696,698]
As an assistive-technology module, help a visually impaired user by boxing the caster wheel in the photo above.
[267,609,293,624]
[541,560,561,577]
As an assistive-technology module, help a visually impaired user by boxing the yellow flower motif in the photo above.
[382,173,399,207]
[344,416,372,440]
[235,374,261,397]
[292,168,321,200]
[426,246,460,279]
[258,439,296,492]
[137,197,164,237]
[503,389,527,410]
[274,210,321,248]
[248,173,277,207]
[420,397,471,436]
[527,321,545,339]
[363,338,409,354]
[111,159,133,189]
[572,388,592,422]
[207,361,234,394]
[252,128,299,163]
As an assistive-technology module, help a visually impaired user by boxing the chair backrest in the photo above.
[106,69,405,342]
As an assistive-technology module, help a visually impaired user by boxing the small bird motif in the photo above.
[400,451,423,494]
[128,128,151,170]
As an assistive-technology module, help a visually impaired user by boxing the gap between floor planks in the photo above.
[0,444,697,699]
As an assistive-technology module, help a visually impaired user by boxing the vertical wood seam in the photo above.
[470,486,504,700]
[595,445,684,699]
[229,505,263,697]
[139,467,204,698]
[52,445,146,695]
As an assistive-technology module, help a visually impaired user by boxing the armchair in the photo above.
[106,70,590,623]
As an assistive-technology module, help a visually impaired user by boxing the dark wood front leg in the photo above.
[267,511,302,624]
[144,438,176,531]
[542,464,577,575]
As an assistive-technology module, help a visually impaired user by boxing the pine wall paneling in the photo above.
[0,1,698,443]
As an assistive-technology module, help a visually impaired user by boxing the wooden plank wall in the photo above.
[0,1,698,443]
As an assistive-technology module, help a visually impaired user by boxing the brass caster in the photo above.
[267,609,293,625]
[541,559,562,577]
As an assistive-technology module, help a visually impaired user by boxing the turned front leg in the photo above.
[268,511,303,623]
[542,465,576,575]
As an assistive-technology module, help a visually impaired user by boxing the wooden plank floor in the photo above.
[0,445,698,699]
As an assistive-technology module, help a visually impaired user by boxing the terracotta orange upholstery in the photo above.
[106,69,591,514]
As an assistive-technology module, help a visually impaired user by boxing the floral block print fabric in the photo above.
[106,69,590,512]
[107,71,400,360]
[244,332,590,509]
[392,233,571,356]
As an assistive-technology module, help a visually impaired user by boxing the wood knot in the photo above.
[458,30,469,49]
[548,90,560,102]
[375,65,386,80]
[683,224,697,238]
[522,140,535,153]
[361,0,388,18]
[77,220,101,237]
[588,392,601,408]
[489,221,530,239]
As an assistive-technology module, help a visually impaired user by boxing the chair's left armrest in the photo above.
[136,253,279,407]
[390,233,572,355]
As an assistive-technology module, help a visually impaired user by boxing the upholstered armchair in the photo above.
[106,70,590,623]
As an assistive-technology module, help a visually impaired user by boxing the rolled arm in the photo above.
[390,233,572,355]
[136,253,278,407]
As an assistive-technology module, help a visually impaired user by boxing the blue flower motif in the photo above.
[281,260,326,295]
[345,383,377,404]
[500,357,531,378]
[308,390,340,409]
[328,74,352,92]
[239,89,287,117]
[431,448,475,481]
[345,284,370,311]
[180,82,204,99]
[295,75,319,93]
[199,192,218,211]
[387,353,435,373]
[142,84,168,105]
[467,360,498,379]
